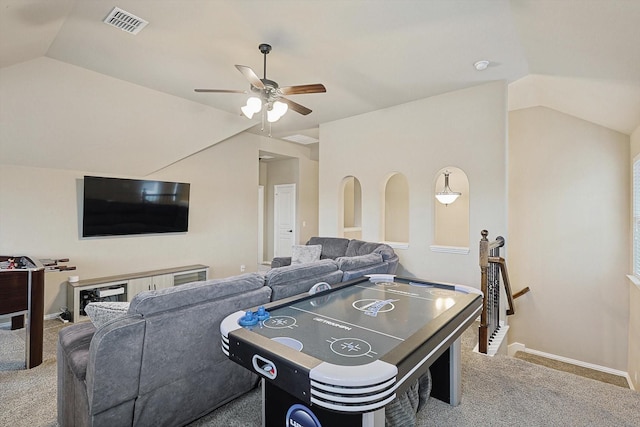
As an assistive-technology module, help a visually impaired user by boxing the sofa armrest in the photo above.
[86,316,146,416]
[336,253,383,272]
[271,257,292,268]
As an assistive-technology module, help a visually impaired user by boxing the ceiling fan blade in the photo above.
[280,97,312,115]
[194,89,247,93]
[279,84,326,95]
[235,65,265,89]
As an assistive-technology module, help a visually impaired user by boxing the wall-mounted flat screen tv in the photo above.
[82,176,190,237]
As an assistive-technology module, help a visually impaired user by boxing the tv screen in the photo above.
[82,176,190,237]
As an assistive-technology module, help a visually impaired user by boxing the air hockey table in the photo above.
[221,275,482,427]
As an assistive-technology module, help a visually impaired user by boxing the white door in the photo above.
[274,183,296,257]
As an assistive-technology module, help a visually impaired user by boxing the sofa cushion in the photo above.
[346,240,396,261]
[336,253,383,272]
[307,237,349,259]
[266,258,338,285]
[129,272,265,317]
[85,302,130,329]
[266,258,344,300]
[291,244,322,264]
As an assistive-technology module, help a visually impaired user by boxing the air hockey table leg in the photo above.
[429,337,462,406]
[450,337,462,406]
[361,408,385,426]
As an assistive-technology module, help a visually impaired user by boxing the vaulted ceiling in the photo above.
[1,0,639,163]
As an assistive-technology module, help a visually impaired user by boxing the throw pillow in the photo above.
[291,244,322,264]
[84,301,130,328]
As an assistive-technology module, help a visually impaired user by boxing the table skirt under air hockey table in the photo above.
[221,275,482,427]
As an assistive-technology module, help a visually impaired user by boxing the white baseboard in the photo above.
[509,342,634,390]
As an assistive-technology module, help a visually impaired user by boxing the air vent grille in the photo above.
[103,7,148,35]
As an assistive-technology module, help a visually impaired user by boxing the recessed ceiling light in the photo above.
[474,60,490,71]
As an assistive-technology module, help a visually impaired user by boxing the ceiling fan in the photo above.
[195,43,326,121]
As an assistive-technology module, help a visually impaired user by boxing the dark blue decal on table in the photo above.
[286,404,322,427]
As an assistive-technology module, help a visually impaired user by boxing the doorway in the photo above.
[274,183,296,257]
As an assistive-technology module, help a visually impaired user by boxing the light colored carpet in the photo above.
[0,325,26,371]
[0,319,64,427]
[2,320,639,427]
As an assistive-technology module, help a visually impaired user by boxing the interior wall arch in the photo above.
[383,172,409,244]
[432,166,469,251]
[340,176,362,239]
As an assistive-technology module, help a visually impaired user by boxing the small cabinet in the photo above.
[127,274,174,301]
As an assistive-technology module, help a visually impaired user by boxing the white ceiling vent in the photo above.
[282,134,319,145]
[103,7,148,35]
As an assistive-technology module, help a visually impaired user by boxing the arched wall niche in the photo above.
[432,166,470,253]
[383,172,409,245]
[340,176,362,239]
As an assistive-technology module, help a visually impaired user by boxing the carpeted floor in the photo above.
[1,320,639,427]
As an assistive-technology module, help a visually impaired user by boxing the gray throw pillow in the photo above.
[84,301,130,328]
[291,244,322,264]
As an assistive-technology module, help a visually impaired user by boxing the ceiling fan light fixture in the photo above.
[273,100,288,116]
[247,97,262,112]
[241,96,262,118]
[266,101,288,122]
[241,104,255,119]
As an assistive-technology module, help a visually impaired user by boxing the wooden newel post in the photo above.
[479,230,489,354]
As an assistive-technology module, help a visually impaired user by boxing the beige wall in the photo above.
[0,133,260,316]
[508,107,630,371]
[319,81,508,286]
[629,125,640,389]
[0,129,316,320]
[384,173,410,243]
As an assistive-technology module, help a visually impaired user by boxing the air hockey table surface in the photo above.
[221,275,482,426]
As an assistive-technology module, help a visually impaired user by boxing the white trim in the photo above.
[507,342,633,389]
[627,274,640,290]
[382,241,409,250]
[429,245,470,255]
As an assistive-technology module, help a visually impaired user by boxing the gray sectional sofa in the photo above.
[57,273,272,427]
[57,238,399,426]
[271,237,399,281]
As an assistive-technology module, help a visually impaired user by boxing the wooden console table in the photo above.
[0,256,46,369]
[66,264,209,322]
